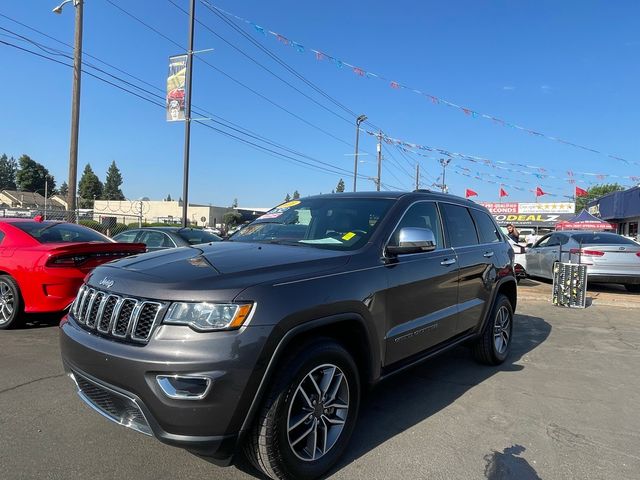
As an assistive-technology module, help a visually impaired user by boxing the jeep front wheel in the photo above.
[245,339,360,480]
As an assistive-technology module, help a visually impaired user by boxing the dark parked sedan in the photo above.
[113,227,222,252]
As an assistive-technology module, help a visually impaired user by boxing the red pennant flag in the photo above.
[465,188,478,198]
[575,186,588,197]
[535,187,546,197]
[499,187,508,198]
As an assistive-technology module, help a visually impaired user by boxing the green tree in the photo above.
[335,178,345,193]
[284,193,291,202]
[232,198,238,208]
[222,211,242,226]
[0,154,17,190]
[15,154,55,194]
[165,194,173,201]
[575,183,625,212]
[59,181,68,198]
[103,161,125,200]
[78,163,103,208]
[292,190,300,200]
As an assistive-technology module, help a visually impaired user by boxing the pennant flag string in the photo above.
[368,130,638,183]
[203,0,639,168]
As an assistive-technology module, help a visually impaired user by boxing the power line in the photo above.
[0,35,367,181]
[101,1,358,149]
[165,0,354,126]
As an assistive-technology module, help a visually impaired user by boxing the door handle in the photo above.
[440,258,456,266]
[483,251,494,258]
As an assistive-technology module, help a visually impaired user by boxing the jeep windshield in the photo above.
[230,197,394,250]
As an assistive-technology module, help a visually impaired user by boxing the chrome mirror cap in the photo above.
[387,227,437,255]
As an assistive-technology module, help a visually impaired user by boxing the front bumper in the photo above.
[60,316,272,464]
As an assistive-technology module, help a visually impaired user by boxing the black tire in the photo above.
[0,275,23,330]
[472,294,514,365]
[244,339,360,480]
[625,284,640,293]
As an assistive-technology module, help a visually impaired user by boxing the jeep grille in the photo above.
[71,285,165,344]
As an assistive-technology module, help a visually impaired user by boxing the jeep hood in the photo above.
[86,241,351,301]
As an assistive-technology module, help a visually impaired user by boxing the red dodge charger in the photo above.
[0,218,145,329]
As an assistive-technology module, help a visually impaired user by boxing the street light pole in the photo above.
[439,158,451,193]
[353,114,367,192]
[53,0,83,223]
[181,0,196,228]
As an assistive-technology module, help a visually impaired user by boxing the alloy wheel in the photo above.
[493,305,511,354]
[286,363,349,462]
[0,280,15,326]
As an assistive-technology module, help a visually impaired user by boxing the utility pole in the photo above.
[44,179,48,220]
[54,0,83,223]
[439,158,451,193]
[181,0,196,227]
[415,163,420,190]
[376,131,382,191]
[353,114,367,192]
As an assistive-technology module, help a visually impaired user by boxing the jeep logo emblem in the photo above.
[99,277,115,289]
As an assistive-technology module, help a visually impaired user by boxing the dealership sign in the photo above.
[479,202,575,214]
[492,213,575,227]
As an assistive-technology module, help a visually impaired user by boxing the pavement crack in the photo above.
[0,373,66,396]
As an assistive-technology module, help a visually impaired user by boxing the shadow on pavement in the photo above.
[484,444,542,480]
[20,312,64,329]
[330,313,551,477]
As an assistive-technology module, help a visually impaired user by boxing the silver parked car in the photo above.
[525,231,640,292]
[113,227,222,252]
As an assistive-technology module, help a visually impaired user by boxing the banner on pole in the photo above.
[166,55,188,122]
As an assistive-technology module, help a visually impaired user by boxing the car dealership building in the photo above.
[587,186,640,240]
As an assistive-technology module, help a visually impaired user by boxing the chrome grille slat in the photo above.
[77,287,93,325]
[71,285,165,345]
[86,292,105,328]
[112,299,137,338]
[131,302,162,341]
[97,295,120,333]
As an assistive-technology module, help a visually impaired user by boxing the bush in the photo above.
[79,220,106,233]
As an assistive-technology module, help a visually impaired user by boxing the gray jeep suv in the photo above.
[60,191,517,480]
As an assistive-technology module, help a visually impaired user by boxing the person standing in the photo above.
[506,224,520,243]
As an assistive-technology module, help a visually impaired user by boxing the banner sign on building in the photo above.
[479,202,519,214]
[478,202,576,227]
[492,213,575,227]
[479,202,575,215]
[166,55,187,122]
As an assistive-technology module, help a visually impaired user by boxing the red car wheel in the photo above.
[0,275,22,330]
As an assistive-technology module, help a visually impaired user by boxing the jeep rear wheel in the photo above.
[245,339,360,480]
[472,294,513,365]
[0,275,22,330]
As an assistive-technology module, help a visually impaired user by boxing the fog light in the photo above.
[156,375,212,400]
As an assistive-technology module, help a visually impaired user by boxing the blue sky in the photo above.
[1,0,639,207]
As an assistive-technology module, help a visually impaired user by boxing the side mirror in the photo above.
[386,227,437,255]
[526,243,533,249]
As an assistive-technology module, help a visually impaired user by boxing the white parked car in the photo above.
[508,238,528,282]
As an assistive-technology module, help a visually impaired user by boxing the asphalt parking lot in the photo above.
[1,295,639,480]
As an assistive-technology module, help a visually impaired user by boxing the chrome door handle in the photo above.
[483,251,494,258]
[440,258,456,266]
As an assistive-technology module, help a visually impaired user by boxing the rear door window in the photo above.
[440,204,479,248]
[139,231,175,249]
[470,209,502,244]
[113,230,139,243]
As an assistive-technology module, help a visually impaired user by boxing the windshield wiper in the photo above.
[264,239,306,247]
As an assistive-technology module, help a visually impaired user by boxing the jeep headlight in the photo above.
[164,302,254,331]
